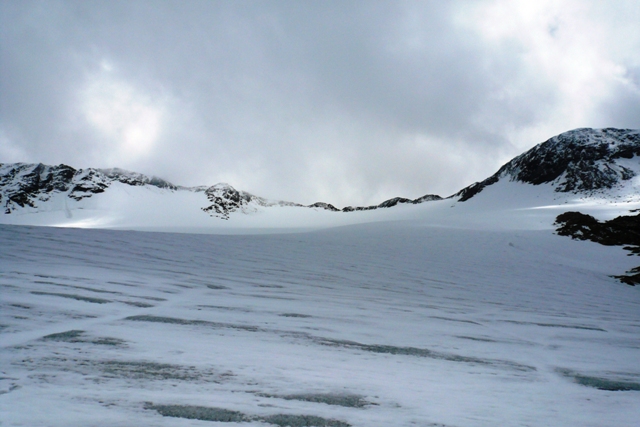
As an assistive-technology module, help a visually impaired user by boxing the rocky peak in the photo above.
[201,183,314,219]
[341,193,442,212]
[202,183,278,219]
[0,163,178,213]
[98,168,178,190]
[455,128,640,202]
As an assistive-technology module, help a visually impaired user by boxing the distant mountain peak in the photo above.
[455,128,640,201]
[202,183,303,220]
[0,163,178,214]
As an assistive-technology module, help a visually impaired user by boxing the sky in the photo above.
[1,0,639,206]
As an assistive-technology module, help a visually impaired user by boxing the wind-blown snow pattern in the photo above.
[1,128,640,426]
[1,217,639,426]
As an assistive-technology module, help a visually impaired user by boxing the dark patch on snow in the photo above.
[134,295,166,301]
[501,320,606,331]
[145,403,352,426]
[10,303,31,309]
[429,316,481,325]
[455,336,498,343]
[259,392,373,408]
[314,338,536,372]
[261,413,351,427]
[107,281,139,287]
[279,313,313,318]
[145,403,246,422]
[206,284,228,290]
[90,337,128,346]
[42,330,85,342]
[556,368,640,391]
[125,315,263,332]
[100,361,207,381]
[31,291,111,304]
[119,300,155,308]
[197,305,253,313]
[555,210,640,285]
[33,280,122,294]
[555,211,640,247]
[41,330,127,346]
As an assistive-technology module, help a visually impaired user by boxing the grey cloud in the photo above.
[1,0,639,206]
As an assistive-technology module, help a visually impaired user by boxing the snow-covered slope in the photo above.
[455,128,640,202]
[1,219,639,427]
[0,163,442,229]
[1,128,638,232]
[0,163,178,213]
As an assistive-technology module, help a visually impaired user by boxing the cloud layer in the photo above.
[1,0,639,205]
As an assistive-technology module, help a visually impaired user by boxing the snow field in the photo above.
[1,219,639,426]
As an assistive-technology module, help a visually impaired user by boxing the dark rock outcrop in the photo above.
[554,210,640,286]
[455,128,640,201]
[0,163,178,213]
[308,202,340,212]
[342,194,442,212]
[201,183,303,219]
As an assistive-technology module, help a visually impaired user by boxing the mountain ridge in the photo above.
[0,163,444,218]
[455,128,640,202]
[1,127,638,222]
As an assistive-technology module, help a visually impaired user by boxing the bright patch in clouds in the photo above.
[457,0,640,150]
[81,65,164,164]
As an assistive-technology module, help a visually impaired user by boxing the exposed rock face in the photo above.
[308,202,340,212]
[0,163,177,213]
[342,194,442,212]
[554,210,640,286]
[201,183,303,219]
[98,168,177,190]
[3,128,636,219]
[455,128,640,201]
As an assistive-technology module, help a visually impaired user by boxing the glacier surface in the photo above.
[1,191,639,426]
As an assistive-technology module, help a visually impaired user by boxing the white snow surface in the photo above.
[1,179,640,426]
[1,176,639,233]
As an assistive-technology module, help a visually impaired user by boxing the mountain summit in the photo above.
[455,128,640,201]
[0,163,178,214]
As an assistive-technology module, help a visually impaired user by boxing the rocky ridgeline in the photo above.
[455,128,640,201]
[0,163,177,214]
[341,194,442,212]
[202,183,303,220]
[2,128,638,217]
[200,184,442,219]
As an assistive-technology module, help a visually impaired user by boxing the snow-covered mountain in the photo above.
[455,128,640,201]
[0,163,442,222]
[202,183,304,220]
[0,127,638,231]
[0,163,178,213]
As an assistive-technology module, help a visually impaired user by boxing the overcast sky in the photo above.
[1,0,639,206]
